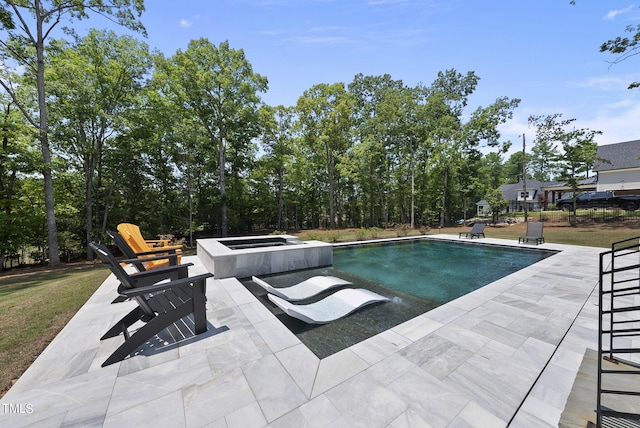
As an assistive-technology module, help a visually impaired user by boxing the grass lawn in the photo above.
[2,220,640,398]
[0,263,110,398]
[295,219,640,248]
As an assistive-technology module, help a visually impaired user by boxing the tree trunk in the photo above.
[439,168,448,228]
[36,10,60,266]
[328,155,335,229]
[85,165,93,259]
[218,137,227,237]
[277,167,284,230]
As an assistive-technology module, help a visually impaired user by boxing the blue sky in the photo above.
[87,0,639,150]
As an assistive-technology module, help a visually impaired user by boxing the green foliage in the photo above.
[395,224,411,237]
[369,227,382,239]
[600,23,640,89]
[485,187,509,223]
[354,228,369,241]
[47,29,153,258]
[305,232,321,241]
[326,230,341,243]
[528,113,600,226]
[158,39,267,236]
[0,10,605,251]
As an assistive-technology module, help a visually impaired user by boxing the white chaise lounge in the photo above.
[268,288,389,324]
[252,275,352,301]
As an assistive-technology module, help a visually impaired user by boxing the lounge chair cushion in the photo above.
[252,275,351,301]
[268,288,389,324]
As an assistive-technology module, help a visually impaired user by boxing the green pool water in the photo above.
[243,238,556,359]
[333,239,554,303]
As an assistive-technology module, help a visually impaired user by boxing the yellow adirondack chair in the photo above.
[117,223,183,266]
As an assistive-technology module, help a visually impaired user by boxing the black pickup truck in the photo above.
[556,191,640,211]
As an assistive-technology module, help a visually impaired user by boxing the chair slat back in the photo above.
[108,231,147,271]
[89,242,156,318]
[527,221,543,237]
[117,223,152,254]
[471,223,486,233]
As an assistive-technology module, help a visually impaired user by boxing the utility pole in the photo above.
[522,133,528,222]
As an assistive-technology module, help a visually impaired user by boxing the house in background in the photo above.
[475,199,490,217]
[475,139,640,217]
[499,179,562,213]
[475,179,562,216]
[594,139,640,195]
[540,176,598,207]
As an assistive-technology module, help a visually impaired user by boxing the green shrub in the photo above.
[369,227,382,239]
[354,228,369,241]
[396,224,410,237]
[327,230,341,243]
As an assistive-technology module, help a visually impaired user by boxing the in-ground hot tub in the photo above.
[197,235,332,279]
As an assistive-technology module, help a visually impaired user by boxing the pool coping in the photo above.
[0,235,604,427]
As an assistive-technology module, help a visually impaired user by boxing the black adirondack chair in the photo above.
[90,242,213,367]
[106,231,192,303]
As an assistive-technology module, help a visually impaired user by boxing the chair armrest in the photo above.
[130,247,178,257]
[145,240,183,250]
[128,263,194,280]
[122,273,213,296]
[122,253,179,264]
[145,239,169,247]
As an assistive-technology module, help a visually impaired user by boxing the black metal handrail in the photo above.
[595,237,640,427]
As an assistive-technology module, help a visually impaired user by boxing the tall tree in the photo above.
[529,133,560,181]
[48,29,152,258]
[296,82,354,229]
[0,78,39,269]
[158,39,267,237]
[426,69,519,227]
[258,105,295,230]
[529,113,600,225]
[0,0,145,266]
[348,74,407,227]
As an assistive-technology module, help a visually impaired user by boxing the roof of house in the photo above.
[594,139,640,172]
[500,179,561,201]
[542,176,597,188]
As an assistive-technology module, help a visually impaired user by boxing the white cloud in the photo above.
[604,5,635,20]
[581,100,640,144]
[259,30,282,36]
[574,75,638,91]
[179,19,193,28]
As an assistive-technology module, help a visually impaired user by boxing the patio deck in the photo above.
[0,236,613,427]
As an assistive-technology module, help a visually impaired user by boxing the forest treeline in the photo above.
[1,4,600,265]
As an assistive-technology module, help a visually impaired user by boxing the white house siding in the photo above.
[597,168,640,192]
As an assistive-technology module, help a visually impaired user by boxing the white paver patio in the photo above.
[0,235,606,427]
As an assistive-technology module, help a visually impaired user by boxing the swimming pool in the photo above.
[242,237,557,358]
[333,239,554,302]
